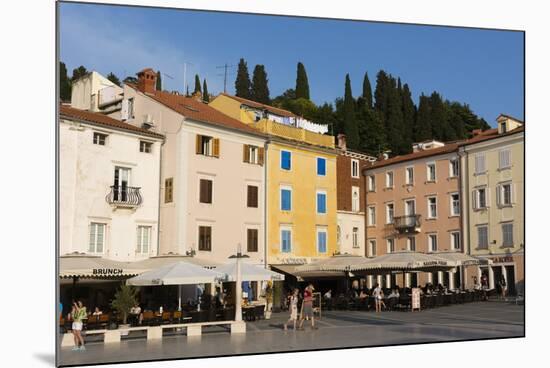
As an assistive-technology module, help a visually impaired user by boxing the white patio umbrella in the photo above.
[215,261,285,282]
[126,261,227,310]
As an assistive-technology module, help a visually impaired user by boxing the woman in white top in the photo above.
[284,289,299,331]
[373,284,384,313]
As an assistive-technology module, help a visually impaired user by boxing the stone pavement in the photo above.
[58,301,524,367]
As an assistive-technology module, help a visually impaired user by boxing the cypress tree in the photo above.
[59,62,71,101]
[71,65,88,81]
[362,71,373,109]
[343,74,359,149]
[295,62,310,100]
[106,72,121,87]
[359,107,386,156]
[374,70,390,115]
[414,94,432,141]
[203,79,209,102]
[385,76,405,154]
[401,83,415,153]
[251,64,270,104]
[156,71,162,91]
[235,58,252,99]
[194,74,201,94]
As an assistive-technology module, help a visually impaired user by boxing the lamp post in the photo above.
[229,243,249,322]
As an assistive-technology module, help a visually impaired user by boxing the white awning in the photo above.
[59,254,140,279]
[349,251,456,272]
[431,251,492,266]
[214,261,285,281]
[126,261,226,286]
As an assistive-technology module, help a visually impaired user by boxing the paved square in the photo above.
[58,302,524,367]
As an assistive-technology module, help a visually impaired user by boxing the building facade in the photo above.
[364,141,463,289]
[59,105,164,262]
[460,115,524,294]
[335,134,375,256]
[210,94,338,267]
[109,69,268,266]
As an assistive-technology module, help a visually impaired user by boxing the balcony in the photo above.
[393,214,421,233]
[250,119,335,148]
[105,186,142,208]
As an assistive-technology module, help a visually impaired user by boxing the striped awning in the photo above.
[59,254,141,279]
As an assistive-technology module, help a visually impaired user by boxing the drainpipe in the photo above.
[263,139,270,269]
[458,147,468,289]
[156,136,165,256]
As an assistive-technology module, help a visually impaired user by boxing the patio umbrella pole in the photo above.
[178,285,182,311]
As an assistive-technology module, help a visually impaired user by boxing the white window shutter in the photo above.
[496,185,501,207]
[486,188,491,207]
[472,190,477,210]
[512,183,517,204]
[121,99,129,120]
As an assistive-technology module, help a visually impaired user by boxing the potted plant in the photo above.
[264,281,273,319]
[111,284,138,335]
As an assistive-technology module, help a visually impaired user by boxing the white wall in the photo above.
[71,71,120,111]
[59,118,162,261]
[337,212,365,256]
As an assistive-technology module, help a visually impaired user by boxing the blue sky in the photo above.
[59,2,524,125]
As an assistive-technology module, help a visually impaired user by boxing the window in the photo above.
[405,199,416,216]
[139,141,152,153]
[498,183,513,207]
[93,132,107,146]
[386,203,394,224]
[500,122,507,133]
[281,228,292,253]
[199,179,213,204]
[387,238,395,253]
[368,240,377,257]
[427,163,436,182]
[243,145,264,165]
[317,157,326,176]
[281,150,291,170]
[406,167,414,185]
[317,229,328,253]
[128,97,134,119]
[427,197,437,218]
[475,154,486,174]
[316,191,327,214]
[247,185,258,208]
[351,159,359,178]
[502,223,514,247]
[449,159,459,178]
[407,236,416,251]
[499,149,511,169]
[450,193,460,216]
[351,186,360,212]
[367,206,376,226]
[113,167,130,202]
[196,135,219,157]
[367,175,376,192]
[473,188,488,210]
[428,234,438,252]
[477,226,489,249]
[281,187,292,211]
[247,229,258,252]
[451,231,461,250]
[88,223,105,253]
[385,171,394,188]
[198,226,212,251]
[164,178,173,203]
[136,226,151,254]
[352,227,359,248]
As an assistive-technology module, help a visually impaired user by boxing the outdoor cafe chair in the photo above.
[435,294,444,307]
[387,297,398,311]
[142,311,156,326]
[161,311,172,324]
[398,295,411,311]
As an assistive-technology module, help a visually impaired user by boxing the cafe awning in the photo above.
[348,251,456,272]
[296,254,367,272]
[126,261,226,286]
[128,253,220,270]
[59,253,140,279]
[215,261,285,282]
[431,251,492,266]
[271,264,346,281]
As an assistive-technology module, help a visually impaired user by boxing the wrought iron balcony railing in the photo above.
[393,214,421,233]
[105,186,142,207]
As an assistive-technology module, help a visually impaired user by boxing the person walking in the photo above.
[71,300,87,351]
[499,275,507,300]
[283,288,299,331]
[373,283,383,313]
[298,284,318,330]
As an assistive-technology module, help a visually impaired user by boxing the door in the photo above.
[405,200,416,227]
[114,167,130,202]
[505,266,516,296]
[492,266,503,294]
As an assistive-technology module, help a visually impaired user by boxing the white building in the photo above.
[59,105,163,262]
[71,71,124,114]
[108,68,268,267]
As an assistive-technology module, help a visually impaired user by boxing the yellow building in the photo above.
[210,94,338,267]
[460,114,524,295]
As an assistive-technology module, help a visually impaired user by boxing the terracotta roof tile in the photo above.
[59,105,164,139]
[127,84,265,137]
[219,93,298,118]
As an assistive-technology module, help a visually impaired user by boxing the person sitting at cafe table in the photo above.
[92,307,103,316]
[323,289,332,300]
[388,288,400,299]
[359,289,368,299]
[130,303,143,325]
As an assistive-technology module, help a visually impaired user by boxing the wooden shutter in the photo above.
[247,185,258,208]
[258,147,264,166]
[247,229,258,252]
[213,138,220,158]
[199,180,206,203]
[165,178,173,203]
[243,144,249,163]
[195,135,201,154]
[207,180,213,203]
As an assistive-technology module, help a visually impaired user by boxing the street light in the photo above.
[229,243,249,322]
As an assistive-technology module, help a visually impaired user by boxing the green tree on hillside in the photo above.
[71,65,88,81]
[235,58,252,99]
[295,62,310,100]
[203,79,209,102]
[106,72,121,87]
[251,64,270,104]
[59,62,71,101]
[343,74,359,149]
[194,74,201,94]
[156,71,162,91]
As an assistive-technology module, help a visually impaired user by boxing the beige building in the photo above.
[364,140,463,289]
[459,115,524,294]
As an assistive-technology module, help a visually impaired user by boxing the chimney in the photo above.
[192,90,203,102]
[137,68,157,94]
[471,129,482,136]
[337,134,347,151]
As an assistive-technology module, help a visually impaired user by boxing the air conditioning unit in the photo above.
[142,114,155,129]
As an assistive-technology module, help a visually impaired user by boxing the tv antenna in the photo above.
[216,63,236,93]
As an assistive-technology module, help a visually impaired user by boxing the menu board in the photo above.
[411,288,421,311]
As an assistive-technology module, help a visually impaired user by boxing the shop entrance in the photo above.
[505,265,516,296]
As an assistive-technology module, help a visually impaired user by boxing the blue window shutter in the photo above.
[281,151,291,170]
[281,189,291,211]
[317,193,326,213]
[282,230,291,252]
[318,232,327,253]
[317,158,326,176]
